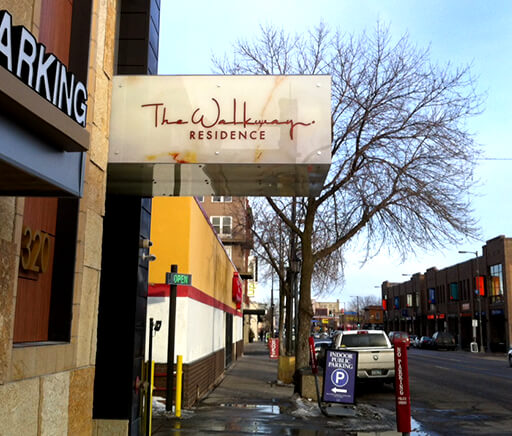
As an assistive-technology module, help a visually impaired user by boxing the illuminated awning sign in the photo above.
[108,75,331,197]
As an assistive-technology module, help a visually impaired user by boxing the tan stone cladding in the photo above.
[68,367,95,435]
[0,239,16,384]
[0,0,118,434]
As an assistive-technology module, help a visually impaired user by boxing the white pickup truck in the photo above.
[332,330,395,383]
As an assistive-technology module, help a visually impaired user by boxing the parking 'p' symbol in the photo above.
[331,369,349,387]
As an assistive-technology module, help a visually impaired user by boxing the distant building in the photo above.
[381,235,512,352]
[362,305,384,329]
[312,300,342,330]
[198,196,257,342]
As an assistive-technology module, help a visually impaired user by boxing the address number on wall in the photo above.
[20,226,51,273]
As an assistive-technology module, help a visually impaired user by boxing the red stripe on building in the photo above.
[148,283,241,317]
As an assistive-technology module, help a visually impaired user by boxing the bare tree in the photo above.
[346,295,381,314]
[214,23,482,370]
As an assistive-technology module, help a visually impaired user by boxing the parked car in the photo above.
[332,330,395,383]
[388,331,410,348]
[419,336,433,349]
[409,334,419,348]
[431,331,456,350]
[313,336,332,367]
[508,347,512,367]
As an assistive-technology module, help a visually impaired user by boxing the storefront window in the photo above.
[12,0,91,344]
[489,264,503,296]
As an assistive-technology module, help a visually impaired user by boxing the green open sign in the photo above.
[166,272,192,286]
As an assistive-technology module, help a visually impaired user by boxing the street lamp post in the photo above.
[459,250,484,353]
[270,270,274,337]
[350,296,360,328]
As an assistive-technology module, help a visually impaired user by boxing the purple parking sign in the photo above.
[322,349,358,404]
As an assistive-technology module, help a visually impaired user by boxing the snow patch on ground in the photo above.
[152,397,195,419]
[290,393,322,418]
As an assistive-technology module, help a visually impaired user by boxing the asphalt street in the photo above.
[151,342,511,435]
[407,348,512,435]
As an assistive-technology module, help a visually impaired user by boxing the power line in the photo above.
[479,157,512,161]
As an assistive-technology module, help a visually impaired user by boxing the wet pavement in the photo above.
[151,342,431,435]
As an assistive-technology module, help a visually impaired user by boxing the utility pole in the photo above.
[459,250,485,353]
[350,296,360,328]
[270,270,274,337]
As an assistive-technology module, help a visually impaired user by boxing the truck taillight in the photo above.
[357,331,368,335]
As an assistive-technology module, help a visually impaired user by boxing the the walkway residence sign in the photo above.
[109,75,331,197]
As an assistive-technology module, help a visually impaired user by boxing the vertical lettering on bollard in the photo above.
[394,340,411,433]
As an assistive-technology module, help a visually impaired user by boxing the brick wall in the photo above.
[153,349,226,408]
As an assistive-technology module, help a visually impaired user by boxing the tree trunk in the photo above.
[295,235,315,369]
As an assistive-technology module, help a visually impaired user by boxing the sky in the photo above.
[158,0,512,307]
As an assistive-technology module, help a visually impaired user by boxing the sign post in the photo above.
[322,349,358,404]
[394,340,411,434]
[165,265,178,412]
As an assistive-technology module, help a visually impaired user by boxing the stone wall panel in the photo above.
[0,378,39,434]
[68,367,95,436]
[0,239,16,383]
[40,372,70,436]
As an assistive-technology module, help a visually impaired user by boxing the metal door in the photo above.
[225,312,233,367]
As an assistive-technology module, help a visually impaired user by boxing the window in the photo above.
[489,264,503,296]
[340,333,388,347]
[224,245,232,260]
[211,216,232,236]
[196,196,204,202]
[449,283,459,301]
[12,0,91,344]
[428,288,436,304]
[212,196,232,202]
[406,294,413,307]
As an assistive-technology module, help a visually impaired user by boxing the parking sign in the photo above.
[322,349,358,404]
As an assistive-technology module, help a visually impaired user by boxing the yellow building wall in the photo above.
[150,197,192,282]
[150,197,238,309]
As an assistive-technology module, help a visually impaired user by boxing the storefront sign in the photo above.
[0,10,88,127]
[247,281,256,297]
[322,349,357,404]
[108,75,331,197]
[232,272,242,309]
[165,272,192,286]
[20,225,51,273]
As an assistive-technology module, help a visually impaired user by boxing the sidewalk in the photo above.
[151,341,404,435]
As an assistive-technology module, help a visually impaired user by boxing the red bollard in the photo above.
[269,337,279,360]
[394,339,411,433]
[308,336,318,374]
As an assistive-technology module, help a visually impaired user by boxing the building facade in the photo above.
[0,0,118,433]
[362,305,384,329]
[199,195,257,341]
[312,299,342,331]
[382,235,512,352]
[198,196,254,280]
[146,197,243,408]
